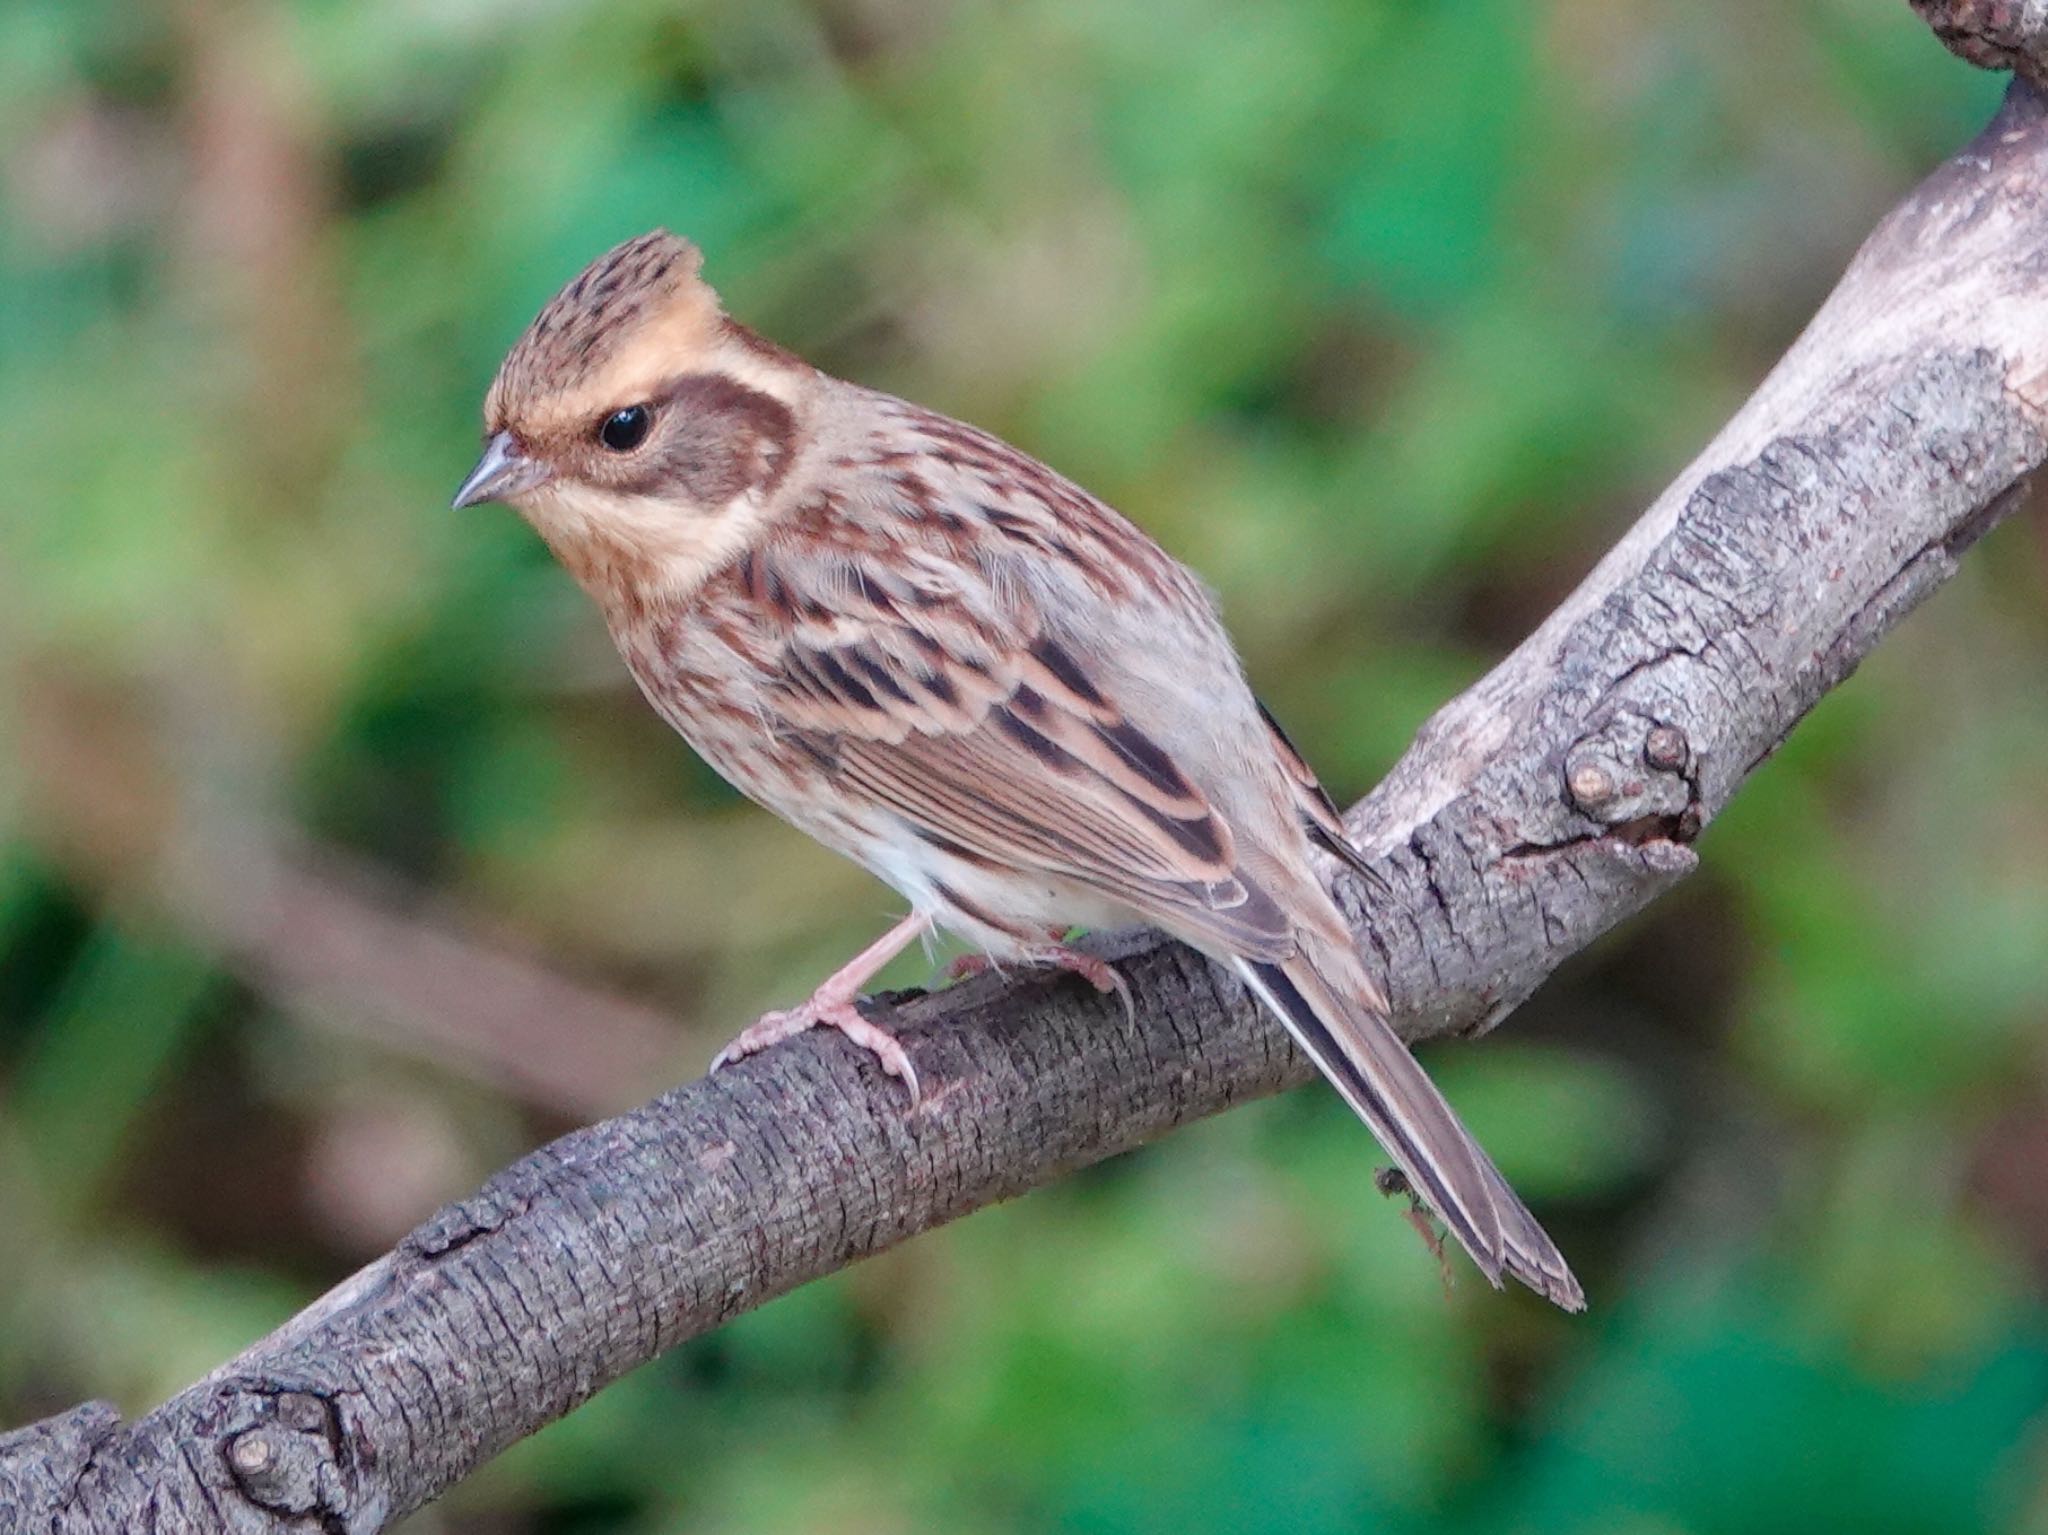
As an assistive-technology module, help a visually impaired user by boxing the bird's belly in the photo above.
[647,693,871,856]
[619,639,854,837]
[620,625,1135,954]
[655,701,1131,950]
[855,823,1133,957]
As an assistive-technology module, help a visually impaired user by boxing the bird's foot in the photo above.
[949,944,1134,1023]
[712,994,920,1104]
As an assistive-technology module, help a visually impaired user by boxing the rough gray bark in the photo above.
[8,10,2048,1529]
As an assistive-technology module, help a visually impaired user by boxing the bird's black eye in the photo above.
[599,405,651,452]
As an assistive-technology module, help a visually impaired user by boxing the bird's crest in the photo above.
[485,230,725,434]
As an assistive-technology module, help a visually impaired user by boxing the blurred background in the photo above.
[2,0,2045,1530]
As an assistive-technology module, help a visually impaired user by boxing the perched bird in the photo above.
[454,230,1583,1310]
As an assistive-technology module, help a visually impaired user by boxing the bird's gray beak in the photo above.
[452,431,550,509]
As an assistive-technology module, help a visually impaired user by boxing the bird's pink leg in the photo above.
[711,912,932,1101]
[949,939,1134,1023]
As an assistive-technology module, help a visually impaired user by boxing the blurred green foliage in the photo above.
[3,0,2046,1530]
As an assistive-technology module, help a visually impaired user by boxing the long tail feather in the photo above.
[1234,954,1585,1312]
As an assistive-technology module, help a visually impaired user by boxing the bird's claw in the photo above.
[712,995,920,1104]
[949,945,1134,1024]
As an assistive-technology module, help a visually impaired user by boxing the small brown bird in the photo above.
[455,230,1582,1310]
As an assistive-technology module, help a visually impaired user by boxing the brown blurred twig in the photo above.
[14,665,680,1118]
[6,6,2048,1529]
[177,826,683,1119]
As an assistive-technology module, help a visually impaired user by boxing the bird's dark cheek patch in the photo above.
[606,382,795,508]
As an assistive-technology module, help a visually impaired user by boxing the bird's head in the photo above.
[454,230,812,605]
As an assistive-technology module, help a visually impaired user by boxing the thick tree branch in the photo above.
[8,18,2048,1532]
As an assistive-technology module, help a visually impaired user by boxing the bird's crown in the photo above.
[485,229,725,436]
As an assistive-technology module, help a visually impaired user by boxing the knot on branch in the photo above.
[1912,0,2048,83]
[1564,712,1702,843]
[406,1183,531,1259]
[218,1386,369,1530]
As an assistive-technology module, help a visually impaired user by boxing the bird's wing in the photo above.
[738,537,1295,962]
[1255,700,1389,894]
